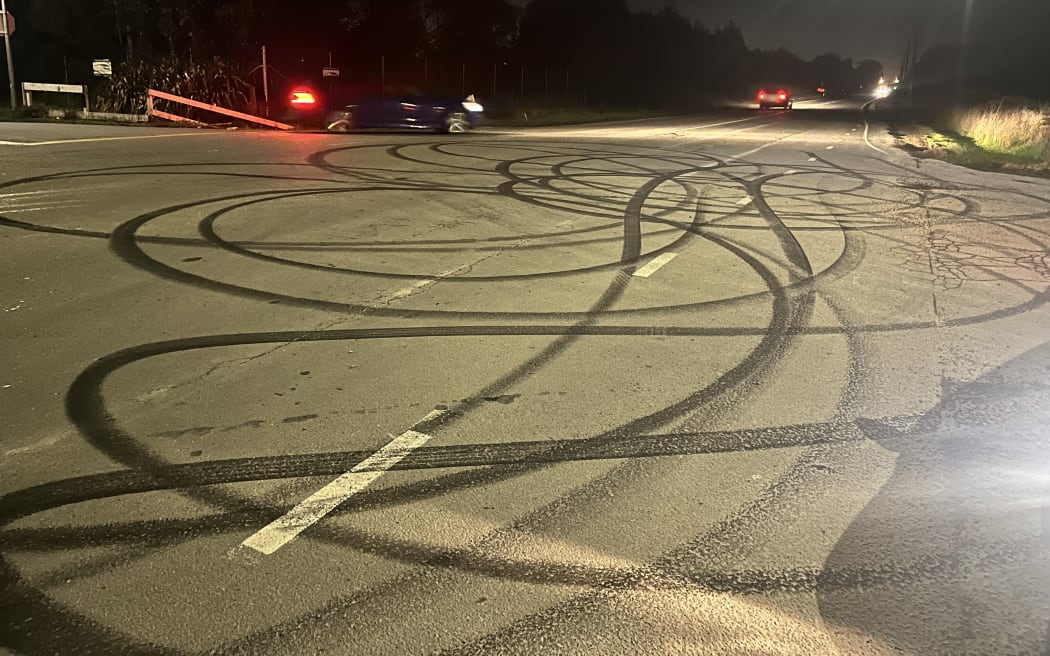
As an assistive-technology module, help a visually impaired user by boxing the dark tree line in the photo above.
[6,0,883,111]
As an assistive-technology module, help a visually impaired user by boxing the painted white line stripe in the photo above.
[861,99,889,155]
[808,157,818,162]
[825,145,835,150]
[385,263,473,302]
[784,169,799,175]
[0,205,81,213]
[0,190,54,199]
[633,252,677,278]
[0,132,214,147]
[736,197,752,206]
[725,139,778,161]
[243,410,446,555]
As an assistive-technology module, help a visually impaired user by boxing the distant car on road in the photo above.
[757,88,793,110]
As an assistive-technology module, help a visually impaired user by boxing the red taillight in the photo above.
[778,93,787,100]
[290,90,317,106]
[758,89,767,100]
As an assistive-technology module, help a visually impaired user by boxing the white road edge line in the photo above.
[0,133,215,147]
[633,252,677,278]
[242,409,447,555]
[736,197,752,206]
[808,157,818,162]
[825,145,835,150]
[861,99,889,154]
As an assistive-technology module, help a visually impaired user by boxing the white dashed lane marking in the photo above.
[242,409,448,555]
[633,252,678,278]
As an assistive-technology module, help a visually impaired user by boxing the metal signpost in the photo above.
[1,0,15,109]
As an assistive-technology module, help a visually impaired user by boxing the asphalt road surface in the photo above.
[2,98,1049,655]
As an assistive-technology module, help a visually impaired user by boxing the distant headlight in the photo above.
[462,101,484,113]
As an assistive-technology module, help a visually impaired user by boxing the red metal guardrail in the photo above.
[147,89,294,130]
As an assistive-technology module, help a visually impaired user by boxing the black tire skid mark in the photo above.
[209,161,821,650]
[4,136,1045,650]
[6,190,1045,328]
[0,142,638,652]
[0,209,633,250]
[435,341,1050,656]
[103,150,797,319]
[873,151,1050,220]
[7,201,1045,328]
[196,185,699,282]
[205,230,810,652]
[4,144,1037,270]
[64,171,669,534]
[4,223,789,650]
[63,192,706,520]
[187,145,712,284]
[0,161,357,193]
[379,150,1044,652]
[2,193,785,654]
[492,159,685,223]
[288,142,851,654]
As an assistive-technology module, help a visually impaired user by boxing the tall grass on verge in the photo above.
[952,102,1050,165]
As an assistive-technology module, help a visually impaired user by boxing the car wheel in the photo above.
[327,111,354,132]
[445,112,469,134]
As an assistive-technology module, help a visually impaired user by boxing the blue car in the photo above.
[324,88,484,133]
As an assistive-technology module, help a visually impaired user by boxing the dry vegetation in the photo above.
[951,102,1050,166]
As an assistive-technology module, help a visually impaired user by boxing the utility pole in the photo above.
[908,0,920,103]
[261,45,269,117]
[1,0,15,109]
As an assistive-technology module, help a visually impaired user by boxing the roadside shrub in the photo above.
[95,57,250,118]
[12,104,49,119]
[952,101,1050,162]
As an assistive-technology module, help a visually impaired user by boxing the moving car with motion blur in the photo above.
[757,88,793,110]
[284,85,485,133]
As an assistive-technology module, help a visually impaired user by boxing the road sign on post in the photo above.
[92,59,113,77]
[322,67,340,78]
[0,11,14,35]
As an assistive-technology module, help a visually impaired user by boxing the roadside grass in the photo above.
[954,104,1049,159]
[931,103,1050,175]
[0,105,52,122]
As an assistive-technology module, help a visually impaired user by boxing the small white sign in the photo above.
[322,67,340,78]
[92,59,113,77]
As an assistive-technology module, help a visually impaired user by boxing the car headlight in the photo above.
[462,101,484,113]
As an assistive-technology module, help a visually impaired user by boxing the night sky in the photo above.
[619,1,971,73]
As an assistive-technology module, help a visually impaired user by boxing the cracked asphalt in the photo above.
[2,98,1049,655]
